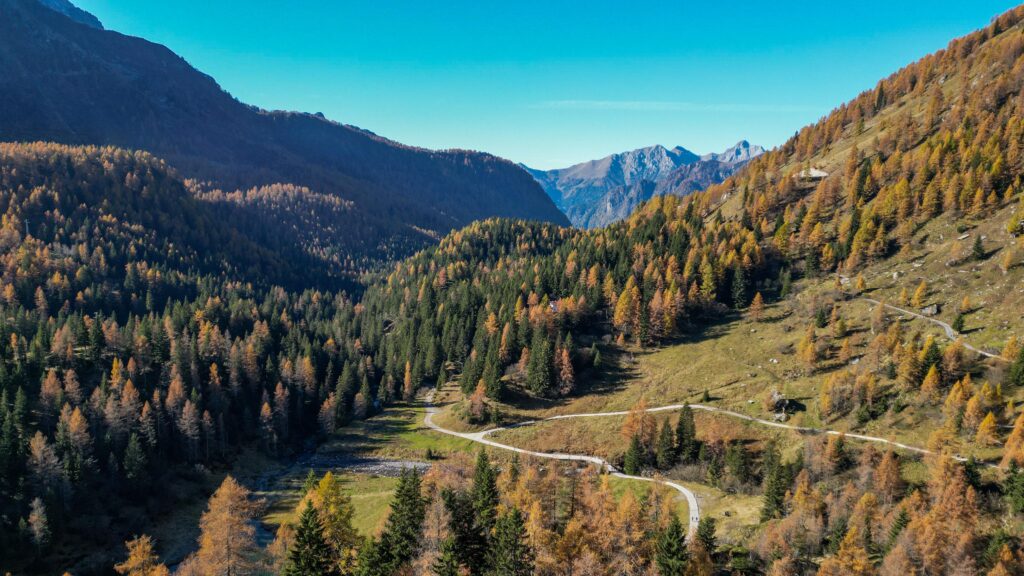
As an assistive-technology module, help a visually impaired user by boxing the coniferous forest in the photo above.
[5,2,1024,576]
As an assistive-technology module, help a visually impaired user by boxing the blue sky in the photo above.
[76,1,1019,168]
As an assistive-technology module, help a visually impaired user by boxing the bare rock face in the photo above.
[525,141,764,228]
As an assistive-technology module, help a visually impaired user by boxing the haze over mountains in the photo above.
[0,0,567,267]
[524,140,764,228]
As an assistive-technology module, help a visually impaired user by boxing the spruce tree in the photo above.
[732,263,747,309]
[379,469,426,572]
[486,508,533,576]
[525,330,554,396]
[1006,463,1024,514]
[285,501,337,576]
[441,488,487,573]
[761,457,787,521]
[624,435,644,475]
[675,405,698,463]
[1009,346,1024,388]
[472,449,499,534]
[655,420,676,470]
[432,537,461,576]
[655,513,689,576]
[695,516,717,554]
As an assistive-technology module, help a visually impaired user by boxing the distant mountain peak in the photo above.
[700,140,766,164]
[526,139,763,228]
[35,0,103,29]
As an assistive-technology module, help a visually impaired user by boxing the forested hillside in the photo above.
[0,0,567,272]
[5,3,1024,576]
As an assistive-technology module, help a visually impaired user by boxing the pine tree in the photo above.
[655,512,689,576]
[675,405,698,463]
[655,420,676,470]
[486,508,533,576]
[285,502,337,576]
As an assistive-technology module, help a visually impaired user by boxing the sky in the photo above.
[75,1,1021,169]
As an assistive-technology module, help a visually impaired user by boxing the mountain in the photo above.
[0,0,567,268]
[700,139,766,164]
[529,140,763,228]
[36,0,101,28]
[523,144,698,215]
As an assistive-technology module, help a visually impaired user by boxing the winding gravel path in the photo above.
[421,291,1004,540]
[859,296,997,358]
[423,391,702,538]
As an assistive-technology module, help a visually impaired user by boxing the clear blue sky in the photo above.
[75,0,1019,169]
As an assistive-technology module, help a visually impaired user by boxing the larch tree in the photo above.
[310,472,360,573]
[749,292,765,322]
[193,476,262,576]
[115,535,170,576]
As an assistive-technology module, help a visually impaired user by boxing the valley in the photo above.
[2,1,1024,575]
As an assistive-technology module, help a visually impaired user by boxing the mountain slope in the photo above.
[523,144,698,212]
[530,140,763,228]
[0,0,567,263]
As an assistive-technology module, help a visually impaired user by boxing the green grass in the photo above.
[320,402,479,460]
[263,472,400,537]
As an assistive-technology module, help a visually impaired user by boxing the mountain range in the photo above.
[0,0,567,268]
[523,140,764,228]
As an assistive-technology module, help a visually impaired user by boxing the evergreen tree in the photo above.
[732,263,748,309]
[486,508,534,576]
[525,330,554,396]
[285,502,337,576]
[472,449,499,534]
[379,469,426,572]
[695,516,717,555]
[432,537,461,576]
[655,420,676,470]
[675,405,698,463]
[123,433,148,485]
[1006,463,1024,514]
[761,442,787,521]
[1010,346,1024,388]
[441,488,487,574]
[624,435,644,475]
[655,512,689,576]
[952,313,965,333]
[973,235,986,260]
